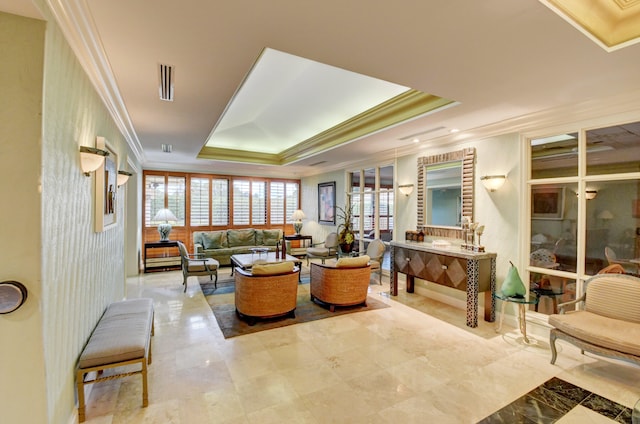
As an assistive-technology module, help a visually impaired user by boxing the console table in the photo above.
[390,241,496,327]
[144,240,181,273]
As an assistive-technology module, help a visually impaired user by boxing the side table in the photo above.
[494,293,539,344]
[144,240,181,273]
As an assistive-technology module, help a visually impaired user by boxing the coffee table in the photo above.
[230,252,302,280]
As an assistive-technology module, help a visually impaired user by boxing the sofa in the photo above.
[548,273,640,366]
[193,228,283,266]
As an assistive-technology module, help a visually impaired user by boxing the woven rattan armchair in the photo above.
[234,265,299,325]
[310,257,371,312]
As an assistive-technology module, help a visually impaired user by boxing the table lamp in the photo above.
[291,209,306,234]
[153,208,178,241]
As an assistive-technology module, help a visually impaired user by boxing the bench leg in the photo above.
[77,370,87,422]
[142,360,149,407]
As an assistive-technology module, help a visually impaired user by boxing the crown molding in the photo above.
[44,0,145,163]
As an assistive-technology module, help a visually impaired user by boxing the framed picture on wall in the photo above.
[95,136,118,232]
[318,181,336,225]
[532,187,565,219]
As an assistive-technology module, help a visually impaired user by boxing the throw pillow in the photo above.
[336,255,370,268]
[261,229,281,246]
[252,261,295,275]
[200,231,225,249]
[228,229,255,247]
[501,262,526,297]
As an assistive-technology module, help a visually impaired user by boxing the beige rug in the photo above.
[199,269,389,338]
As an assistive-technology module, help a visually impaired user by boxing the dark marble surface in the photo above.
[478,377,633,423]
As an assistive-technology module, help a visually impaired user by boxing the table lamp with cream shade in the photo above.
[598,210,614,228]
[153,208,178,241]
[291,209,306,234]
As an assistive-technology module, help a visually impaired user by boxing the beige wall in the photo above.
[0,11,48,424]
[1,8,138,423]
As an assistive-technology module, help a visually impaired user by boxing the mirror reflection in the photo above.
[426,163,462,227]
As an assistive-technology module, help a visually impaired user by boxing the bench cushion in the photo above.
[549,311,640,357]
[79,299,153,369]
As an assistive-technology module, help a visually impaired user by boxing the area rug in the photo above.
[199,270,390,338]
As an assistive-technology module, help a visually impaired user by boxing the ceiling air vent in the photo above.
[158,64,174,102]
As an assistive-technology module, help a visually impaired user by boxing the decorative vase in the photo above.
[340,242,354,254]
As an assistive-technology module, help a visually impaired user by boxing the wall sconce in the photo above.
[290,209,306,234]
[480,175,506,192]
[398,184,414,196]
[576,189,597,200]
[79,146,109,176]
[117,170,133,186]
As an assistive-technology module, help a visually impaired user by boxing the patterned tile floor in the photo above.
[479,376,634,423]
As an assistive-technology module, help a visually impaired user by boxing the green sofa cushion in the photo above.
[228,229,255,247]
[199,231,226,249]
[261,229,281,246]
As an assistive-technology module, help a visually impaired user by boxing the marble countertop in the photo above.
[391,240,496,260]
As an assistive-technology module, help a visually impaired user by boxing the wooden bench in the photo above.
[76,298,154,422]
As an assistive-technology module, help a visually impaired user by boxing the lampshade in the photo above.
[153,208,178,222]
[398,184,414,196]
[598,210,614,220]
[480,175,506,192]
[291,209,306,221]
[291,209,306,234]
[117,170,133,186]
[80,146,109,176]
[153,208,178,241]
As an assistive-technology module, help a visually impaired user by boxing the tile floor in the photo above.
[81,264,640,423]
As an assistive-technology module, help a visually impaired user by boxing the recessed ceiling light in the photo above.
[450,128,459,133]
[413,138,420,143]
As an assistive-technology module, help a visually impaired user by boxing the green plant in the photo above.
[336,203,355,245]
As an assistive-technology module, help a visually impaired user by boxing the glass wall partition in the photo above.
[348,165,394,271]
[528,121,640,315]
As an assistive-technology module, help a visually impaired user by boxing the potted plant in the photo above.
[336,203,355,253]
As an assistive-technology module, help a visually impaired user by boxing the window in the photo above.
[528,120,640,315]
[167,176,185,225]
[190,178,209,226]
[252,181,266,225]
[211,178,229,225]
[144,174,185,226]
[233,180,250,225]
[143,171,299,247]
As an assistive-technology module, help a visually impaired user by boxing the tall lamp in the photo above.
[153,208,178,241]
[291,209,306,235]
